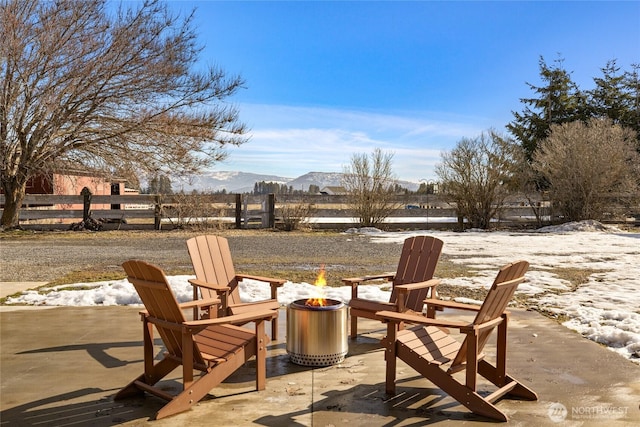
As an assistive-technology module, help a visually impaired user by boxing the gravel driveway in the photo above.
[0,229,403,285]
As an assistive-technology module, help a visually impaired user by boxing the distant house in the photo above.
[320,186,347,195]
[6,170,127,213]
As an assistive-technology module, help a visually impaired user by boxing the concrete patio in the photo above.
[1,298,639,426]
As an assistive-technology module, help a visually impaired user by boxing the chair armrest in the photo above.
[377,310,469,329]
[395,279,440,293]
[185,309,277,328]
[342,273,395,287]
[349,298,397,312]
[460,316,504,334]
[188,278,230,292]
[424,298,482,312]
[178,297,221,310]
[236,274,286,286]
[229,299,280,313]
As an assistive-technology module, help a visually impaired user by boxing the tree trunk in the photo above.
[1,176,27,230]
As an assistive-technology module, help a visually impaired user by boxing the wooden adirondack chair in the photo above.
[116,260,276,420]
[187,235,286,340]
[343,235,443,339]
[377,260,538,422]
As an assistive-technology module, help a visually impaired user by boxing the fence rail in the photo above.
[0,192,596,230]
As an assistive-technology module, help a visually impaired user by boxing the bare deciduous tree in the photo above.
[532,118,639,221]
[1,0,247,229]
[342,148,400,227]
[512,158,549,228]
[436,131,523,229]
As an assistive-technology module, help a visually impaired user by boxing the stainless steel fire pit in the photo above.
[286,298,348,366]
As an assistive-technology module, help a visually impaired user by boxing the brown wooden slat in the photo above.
[383,260,536,422]
[390,236,442,304]
[196,325,254,350]
[190,235,241,305]
[406,236,428,283]
[187,235,283,340]
[397,326,460,363]
[485,380,519,403]
[349,299,396,312]
[404,287,430,312]
[229,300,279,314]
[449,261,528,371]
[133,380,174,402]
[123,260,204,365]
[350,236,443,338]
[119,259,267,419]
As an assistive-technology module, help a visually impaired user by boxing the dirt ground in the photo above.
[0,229,404,287]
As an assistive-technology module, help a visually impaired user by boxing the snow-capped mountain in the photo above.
[172,171,418,193]
[286,172,345,192]
[172,171,292,193]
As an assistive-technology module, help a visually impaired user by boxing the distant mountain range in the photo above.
[172,171,419,193]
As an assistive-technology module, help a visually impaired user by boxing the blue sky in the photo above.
[166,1,640,182]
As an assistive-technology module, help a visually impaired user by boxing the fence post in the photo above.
[154,195,162,230]
[243,196,248,228]
[260,194,275,228]
[267,193,275,228]
[80,187,92,221]
[235,194,242,229]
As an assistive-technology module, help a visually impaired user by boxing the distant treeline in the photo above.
[142,177,436,196]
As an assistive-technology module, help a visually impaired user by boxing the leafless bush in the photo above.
[342,148,402,227]
[277,202,315,231]
[163,193,230,230]
[532,118,639,222]
[436,131,523,229]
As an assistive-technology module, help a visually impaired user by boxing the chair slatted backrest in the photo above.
[187,235,242,306]
[389,236,444,310]
[122,260,205,366]
[449,260,529,372]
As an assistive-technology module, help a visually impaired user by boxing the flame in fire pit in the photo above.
[306,264,327,307]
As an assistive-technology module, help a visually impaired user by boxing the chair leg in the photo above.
[413,361,509,422]
[480,316,537,402]
[396,344,512,422]
[461,392,509,422]
[256,320,267,391]
[115,357,179,400]
[478,360,538,401]
[350,314,358,339]
[155,347,253,419]
[384,324,398,394]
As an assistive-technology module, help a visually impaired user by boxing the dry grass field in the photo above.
[0,228,600,304]
[1,228,493,301]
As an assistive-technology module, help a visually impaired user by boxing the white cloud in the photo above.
[218,103,490,181]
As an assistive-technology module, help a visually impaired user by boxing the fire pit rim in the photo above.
[290,298,345,311]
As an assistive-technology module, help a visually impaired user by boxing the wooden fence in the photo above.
[0,192,559,230]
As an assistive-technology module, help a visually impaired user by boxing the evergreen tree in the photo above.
[588,60,629,123]
[158,175,173,194]
[146,176,159,194]
[622,64,640,145]
[507,56,585,161]
[145,174,172,194]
